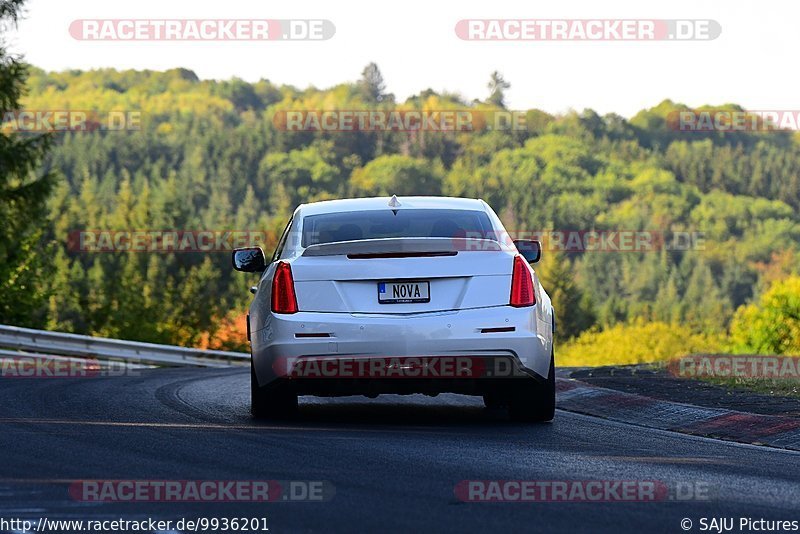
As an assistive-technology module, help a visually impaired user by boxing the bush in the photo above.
[729,276,800,355]
[557,320,722,367]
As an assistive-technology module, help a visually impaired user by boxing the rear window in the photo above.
[301,209,496,247]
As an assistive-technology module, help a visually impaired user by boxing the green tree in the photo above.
[535,250,595,339]
[0,0,55,325]
[357,62,389,103]
[13,63,800,356]
[258,143,341,209]
[682,258,731,331]
[652,272,682,324]
[729,276,800,355]
[487,71,510,108]
[349,154,443,196]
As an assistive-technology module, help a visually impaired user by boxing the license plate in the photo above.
[378,281,430,304]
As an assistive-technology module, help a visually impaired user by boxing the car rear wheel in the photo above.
[508,347,555,423]
[482,392,506,409]
[251,359,298,419]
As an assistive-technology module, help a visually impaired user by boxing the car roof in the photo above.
[296,196,487,217]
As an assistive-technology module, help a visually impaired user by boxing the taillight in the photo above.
[510,255,535,307]
[271,261,299,314]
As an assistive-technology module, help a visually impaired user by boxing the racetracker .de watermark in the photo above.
[68,480,334,502]
[460,230,705,252]
[667,355,800,379]
[455,19,721,41]
[273,110,528,132]
[455,480,713,502]
[67,229,705,254]
[669,110,800,132]
[1,111,141,133]
[273,356,530,380]
[0,357,138,378]
[68,230,272,253]
[69,19,335,41]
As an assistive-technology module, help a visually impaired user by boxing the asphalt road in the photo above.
[0,367,798,533]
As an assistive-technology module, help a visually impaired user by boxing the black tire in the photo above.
[482,392,506,409]
[251,359,297,419]
[508,348,555,423]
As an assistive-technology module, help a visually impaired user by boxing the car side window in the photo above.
[272,217,294,262]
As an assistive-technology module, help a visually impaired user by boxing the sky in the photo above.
[6,0,795,117]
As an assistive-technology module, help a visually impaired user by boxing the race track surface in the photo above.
[0,368,798,533]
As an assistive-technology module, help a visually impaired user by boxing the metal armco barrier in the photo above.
[0,324,249,368]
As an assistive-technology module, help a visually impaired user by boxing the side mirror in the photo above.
[513,239,541,264]
[232,247,267,272]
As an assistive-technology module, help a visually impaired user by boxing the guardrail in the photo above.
[0,324,249,368]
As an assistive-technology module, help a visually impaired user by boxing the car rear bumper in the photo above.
[250,305,553,395]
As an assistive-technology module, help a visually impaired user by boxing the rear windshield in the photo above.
[301,209,496,247]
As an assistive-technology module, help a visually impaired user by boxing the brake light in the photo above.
[271,261,299,314]
[510,255,535,307]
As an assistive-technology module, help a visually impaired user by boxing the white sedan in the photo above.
[233,196,555,422]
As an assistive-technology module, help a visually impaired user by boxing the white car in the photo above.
[233,196,555,422]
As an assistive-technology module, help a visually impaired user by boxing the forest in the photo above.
[4,64,799,362]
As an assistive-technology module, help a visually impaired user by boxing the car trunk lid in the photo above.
[290,238,513,313]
